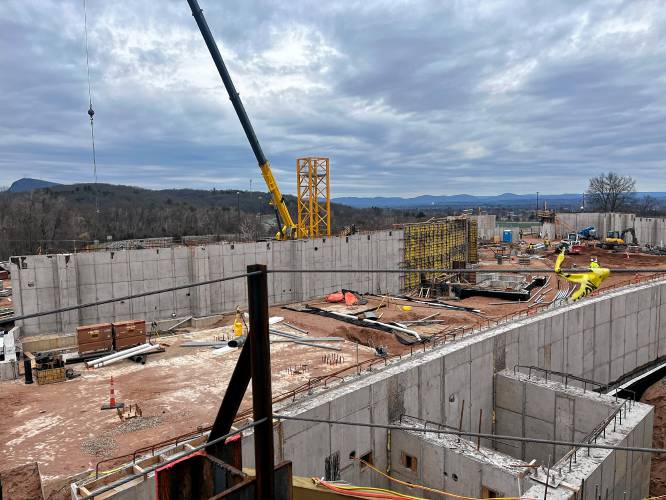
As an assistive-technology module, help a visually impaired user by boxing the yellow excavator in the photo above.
[599,228,638,250]
[186,0,303,240]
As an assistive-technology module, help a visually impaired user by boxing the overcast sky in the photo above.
[1,0,665,197]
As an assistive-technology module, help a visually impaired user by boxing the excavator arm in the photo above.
[186,0,301,240]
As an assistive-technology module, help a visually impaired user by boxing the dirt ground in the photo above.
[0,321,376,498]
[0,461,44,500]
[642,378,666,495]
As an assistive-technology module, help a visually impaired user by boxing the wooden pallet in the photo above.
[36,367,66,385]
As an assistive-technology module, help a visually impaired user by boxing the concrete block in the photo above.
[524,415,554,464]
[446,345,471,369]
[625,313,638,352]
[495,374,523,412]
[93,252,112,264]
[525,381,555,422]
[595,297,611,324]
[565,325,584,375]
[610,356,624,382]
[331,407,372,471]
[330,386,371,421]
[637,309,651,347]
[550,339,564,372]
[623,351,637,374]
[626,290,639,314]
[419,359,443,423]
[517,324,539,367]
[610,317,626,360]
[611,296,627,320]
[282,421,330,477]
[593,362,610,384]
[583,305,596,330]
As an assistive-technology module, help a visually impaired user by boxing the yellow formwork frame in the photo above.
[402,217,478,291]
[297,157,331,238]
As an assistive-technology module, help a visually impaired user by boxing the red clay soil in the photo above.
[0,462,44,500]
[641,378,666,495]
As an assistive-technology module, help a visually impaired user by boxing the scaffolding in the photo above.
[402,218,478,290]
[296,157,331,238]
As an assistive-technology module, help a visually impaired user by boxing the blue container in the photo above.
[502,230,513,243]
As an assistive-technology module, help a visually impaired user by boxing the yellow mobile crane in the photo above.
[186,0,302,240]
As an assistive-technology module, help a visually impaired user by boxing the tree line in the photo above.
[0,184,430,259]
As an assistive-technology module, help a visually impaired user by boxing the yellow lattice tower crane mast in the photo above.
[296,157,331,238]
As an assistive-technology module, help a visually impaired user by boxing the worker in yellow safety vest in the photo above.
[554,250,611,301]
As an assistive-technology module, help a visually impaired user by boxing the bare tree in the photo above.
[586,172,635,212]
[635,194,659,216]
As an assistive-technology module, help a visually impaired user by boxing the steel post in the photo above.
[247,264,274,500]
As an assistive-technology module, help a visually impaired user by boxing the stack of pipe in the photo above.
[86,343,162,369]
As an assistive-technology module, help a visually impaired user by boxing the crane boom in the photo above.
[186,0,300,239]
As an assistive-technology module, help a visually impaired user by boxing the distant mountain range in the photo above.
[332,192,666,209]
[6,178,666,209]
[8,178,61,192]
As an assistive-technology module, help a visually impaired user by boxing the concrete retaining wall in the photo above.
[391,417,529,498]
[635,216,666,247]
[555,212,666,245]
[266,277,665,496]
[472,215,497,240]
[555,213,636,240]
[496,371,621,463]
[10,231,403,336]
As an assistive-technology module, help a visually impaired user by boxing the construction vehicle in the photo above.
[599,228,638,250]
[576,226,597,240]
[557,233,584,254]
[186,0,303,240]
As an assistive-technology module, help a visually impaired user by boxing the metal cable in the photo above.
[83,0,99,217]
[273,415,666,455]
[268,268,666,274]
[1,266,662,326]
[79,418,266,500]
[0,271,261,325]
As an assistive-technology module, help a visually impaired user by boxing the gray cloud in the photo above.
[1,0,665,196]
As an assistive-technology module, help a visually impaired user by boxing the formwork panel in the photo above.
[401,218,477,291]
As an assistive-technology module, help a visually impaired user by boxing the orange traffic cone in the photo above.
[101,376,124,410]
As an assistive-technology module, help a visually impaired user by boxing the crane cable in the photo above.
[83,0,99,218]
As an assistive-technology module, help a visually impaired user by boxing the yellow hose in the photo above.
[355,458,536,500]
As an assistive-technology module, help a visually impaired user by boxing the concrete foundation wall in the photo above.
[472,215,496,240]
[10,230,403,336]
[635,216,666,247]
[390,419,529,498]
[555,212,666,245]
[266,277,665,496]
[495,371,621,463]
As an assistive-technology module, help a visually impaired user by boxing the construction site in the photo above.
[3,1,666,500]
[2,207,666,499]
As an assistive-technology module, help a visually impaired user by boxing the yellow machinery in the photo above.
[296,157,331,238]
[188,0,324,240]
[600,228,637,250]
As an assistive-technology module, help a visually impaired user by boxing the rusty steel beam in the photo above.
[247,264,275,500]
